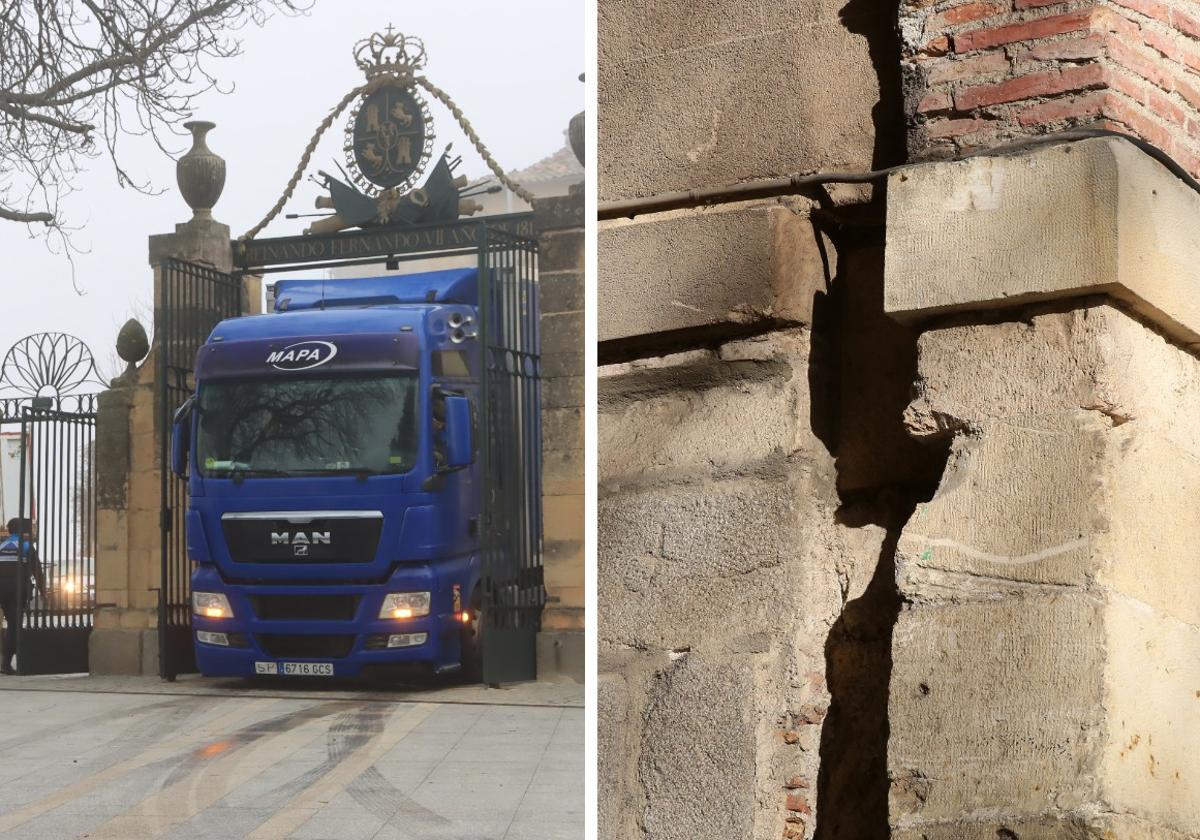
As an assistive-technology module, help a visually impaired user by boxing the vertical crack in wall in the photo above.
[809,223,950,839]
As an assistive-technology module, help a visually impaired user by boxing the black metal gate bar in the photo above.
[478,223,544,684]
[158,259,242,679]
[14,404,97,674]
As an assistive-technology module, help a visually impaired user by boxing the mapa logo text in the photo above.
[266,341,338,371]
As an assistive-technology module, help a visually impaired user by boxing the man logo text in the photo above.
[271,532,331,545]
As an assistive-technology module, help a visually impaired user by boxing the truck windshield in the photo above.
[196,374,418,477]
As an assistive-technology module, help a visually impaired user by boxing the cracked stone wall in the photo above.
[598,197,949,839]
[890,301,1200,838]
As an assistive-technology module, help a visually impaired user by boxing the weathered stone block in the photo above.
[600,332,813,482]
[89,628,144,675]
[885,138,1200,349]
[543,376,583,410]
[599,205,826,342]
[897,411,1107,596]
[599,476,814,650]
[535,630,583,682]
[599,0,893,200]
[539,271,584,314]
[889,594,1106,826]
[639,655,756,840]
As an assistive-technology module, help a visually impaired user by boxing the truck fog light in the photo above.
[193,591,234,620]
[387,633,427,648]
[379,592,430,619]
[197,631,229,647]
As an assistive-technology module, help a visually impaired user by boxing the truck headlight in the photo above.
[380,592,430,620]
[193,591,234,619]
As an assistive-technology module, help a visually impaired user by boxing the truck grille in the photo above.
[222,512,383,565]
[258,634,356,659]
[250,595,359,621]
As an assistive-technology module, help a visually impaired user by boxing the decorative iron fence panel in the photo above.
[478,225,545,684]
[14,405,97,674]
[159,259,242,679]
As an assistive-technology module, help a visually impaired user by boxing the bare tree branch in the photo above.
[0,0,311,252]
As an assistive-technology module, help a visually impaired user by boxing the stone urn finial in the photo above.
[177,120,226,221]
[115,318,149,379]
[568,73,584,166]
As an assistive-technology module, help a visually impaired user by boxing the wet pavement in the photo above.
[0,675,583,839]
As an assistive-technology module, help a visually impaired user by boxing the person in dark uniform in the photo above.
[0,518,46,675]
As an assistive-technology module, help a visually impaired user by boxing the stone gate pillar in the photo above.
[91,123,238,676]
[885,136,1200,838]
[533,185,585,681]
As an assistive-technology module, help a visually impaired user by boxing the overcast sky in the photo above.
[0,0,583,382]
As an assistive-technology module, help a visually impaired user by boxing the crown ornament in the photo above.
[353,25,428,77]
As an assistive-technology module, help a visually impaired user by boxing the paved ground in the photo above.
[0,675,583,839]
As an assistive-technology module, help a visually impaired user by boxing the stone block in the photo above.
[599,332,811,483]
[599,0,892,200]
[535,630,583,682]
[599,476,813,650]
[897,411,1107,597]
[533,192,584,233]
[599,205,827,342]
[1102,594,1200,834]
[598,672,630,840]
[543,376,583,410]
[89,628,145,675]
[544,494,584,543]
[885,137,1200,349]
[639,655,756,840]
[140,629,159,677]
[889,594,1106,827]
[539,271,584,314]
[541,351,583,380]
[542,406,582,454]
[543,448,583,496]
[538,231,584,274]
[541,311,583,356]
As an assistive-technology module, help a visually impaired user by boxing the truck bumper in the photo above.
[190,566,468,679]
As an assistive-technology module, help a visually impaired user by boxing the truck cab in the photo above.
[172,268,491,679]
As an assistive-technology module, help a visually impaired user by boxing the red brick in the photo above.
[925,116,991,138]
[926,0,1009,30]
[1015,32,1105,61]
[1016,90,1108,125]
[1173,7,1200,40]
[1148,85,1188,126]
[921,34,952,55]
[1174,72,1200,112]
[1109,0,1171,25]
[1104,93,1176,149]
[1145,28,1200,73]
[785,792,812,815]
[926,51,1010,84]
[1108,36,1172,88]
[918,90,954,113]
[953,10,1092,52]
[954,61,1105,108]
[1091,7,1141,38]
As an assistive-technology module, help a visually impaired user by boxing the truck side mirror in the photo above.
[443,394,474,470]
[171,397,194,478]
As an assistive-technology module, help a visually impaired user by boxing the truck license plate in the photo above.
[255,661,333,676]
[282,662,334,676]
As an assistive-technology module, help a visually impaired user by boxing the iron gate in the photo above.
[159,258,242,679]
[14,403,98,674]
[479,226,545,684]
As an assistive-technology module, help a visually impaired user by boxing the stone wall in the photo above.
[885,136,1200,837]
[904,0,1200,172]
[534,188,586,681]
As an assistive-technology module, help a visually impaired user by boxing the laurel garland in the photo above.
[240,72,533,241]
[414,77,536,205]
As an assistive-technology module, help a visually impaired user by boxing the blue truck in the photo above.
[169,267,541,681]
